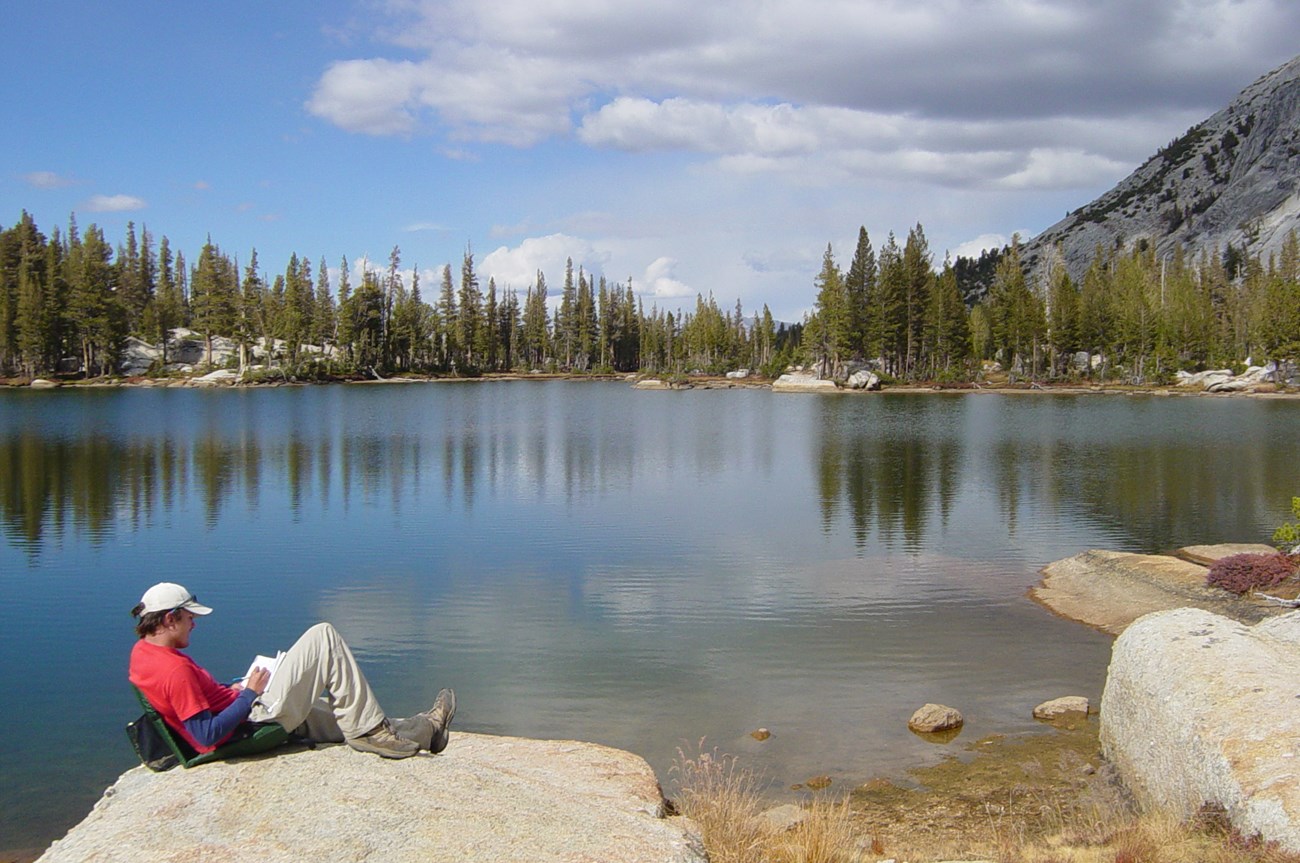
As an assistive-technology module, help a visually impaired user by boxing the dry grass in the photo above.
[671,739,1300,863]
[670,745,768,863]
[671,744,868,863]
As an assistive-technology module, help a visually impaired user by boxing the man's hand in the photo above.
[244,666,272,695]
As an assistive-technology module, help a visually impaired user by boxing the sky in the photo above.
[4,0,1298,323]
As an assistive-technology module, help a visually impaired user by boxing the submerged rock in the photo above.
[38,733,704,863]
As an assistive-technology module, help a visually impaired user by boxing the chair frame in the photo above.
[130,684,290,769]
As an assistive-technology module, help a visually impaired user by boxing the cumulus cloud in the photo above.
[84,194,146,212]
[24,171,75,189]
[950,234,1013,261]
[308,0,1300,190]
[641,257,693,300]
[480,234,610,291]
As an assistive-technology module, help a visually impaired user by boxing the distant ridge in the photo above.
[1022,54,1300,282]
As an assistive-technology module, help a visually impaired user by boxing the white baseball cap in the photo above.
[139,583,213,615]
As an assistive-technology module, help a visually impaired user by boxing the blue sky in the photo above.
[4,0,1298,322]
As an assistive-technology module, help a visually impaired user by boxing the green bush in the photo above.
[1273,496,1300,551]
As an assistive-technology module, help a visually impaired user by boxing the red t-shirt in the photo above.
[129,640,240,753]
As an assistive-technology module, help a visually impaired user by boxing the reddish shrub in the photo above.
[1206,553,1297,595]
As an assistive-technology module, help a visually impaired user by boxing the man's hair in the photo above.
[131,603,171,639]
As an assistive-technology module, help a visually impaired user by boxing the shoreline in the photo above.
[3,371,1297,398]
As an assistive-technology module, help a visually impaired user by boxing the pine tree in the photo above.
[189,238,236,366]
[457,247,483,369]
[483,276,499,371]
[14,218,51,376]
[844,227,876,362]
[522,271,549,369]
[557,257,577,368]
[437,264,458,369]
[67,224,125,376]
[809,244,848,377]
[875,232,906,375]
[925,256,970,376]
[901,224,934,378]
[336,256,355,366]
[238,250,266,371]
[314,255,336,356]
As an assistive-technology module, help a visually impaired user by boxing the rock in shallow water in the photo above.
[1032,696,1089,720]
[907,703,964,733]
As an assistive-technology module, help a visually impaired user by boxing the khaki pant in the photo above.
[248,622,387,742]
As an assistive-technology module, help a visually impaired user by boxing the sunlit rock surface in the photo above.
[1101,608,1300,852]
[38,733,704,863]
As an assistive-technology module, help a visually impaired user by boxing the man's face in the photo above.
[168,608,196,648]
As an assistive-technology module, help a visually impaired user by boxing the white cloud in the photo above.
[84,194,146,212]
[307,58,424,136]
[24,171,74,189]
[309,0,1300,177]
[950,234,1011,261]
[641,257,692,300]
[479,234,609,292]
[993,148,1131,190]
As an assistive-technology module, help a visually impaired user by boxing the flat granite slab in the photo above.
[1033,547,1286,635]
[37,733,704,863]
[1176,542,1279,566]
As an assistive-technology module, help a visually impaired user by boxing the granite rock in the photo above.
[38,733,705,863]
[1100,608,1300,852]
[908,703,964,733]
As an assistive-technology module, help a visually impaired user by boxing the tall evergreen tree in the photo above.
[844,227,876,362]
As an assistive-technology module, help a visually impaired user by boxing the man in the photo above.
[128,582,455,759]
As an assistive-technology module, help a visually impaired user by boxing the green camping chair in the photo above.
[127,684,291,771]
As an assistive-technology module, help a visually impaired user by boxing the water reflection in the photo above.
[4,390,1299,559]
[810,394,1298,554]
[813,396,963,552]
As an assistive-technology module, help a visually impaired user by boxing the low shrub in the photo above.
[1206,553,1297,595]
[1273,496,1300,551]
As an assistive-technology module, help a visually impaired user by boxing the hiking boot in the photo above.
[347,720,420,759]
[422,688,456,754]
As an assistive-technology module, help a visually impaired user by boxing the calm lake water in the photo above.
[2,382,1297,852]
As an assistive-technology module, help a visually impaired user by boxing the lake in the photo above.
[2,382,1296,854]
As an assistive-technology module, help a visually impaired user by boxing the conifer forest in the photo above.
[1,211,1297,384]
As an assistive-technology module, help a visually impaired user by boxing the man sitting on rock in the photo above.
[128,582,455,760]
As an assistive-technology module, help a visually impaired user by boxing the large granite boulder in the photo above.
[38,733,704,863]
[1100,608,1300,851]
[119,336,161,375]
[846,369,881,390]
